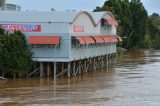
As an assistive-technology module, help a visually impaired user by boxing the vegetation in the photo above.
[0,28,34,79]
[94,0,160,49]
[148,13,160,49]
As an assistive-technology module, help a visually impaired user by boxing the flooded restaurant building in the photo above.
[0,11,122,78]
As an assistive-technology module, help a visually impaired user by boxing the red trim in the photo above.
[71,11,97,27]
[70,11,118,27]
[28,36,60,44]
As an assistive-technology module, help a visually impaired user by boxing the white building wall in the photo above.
[70,43,117,61]
[24,22,70,62]
[69,13,100,34]
[100,25,117,35]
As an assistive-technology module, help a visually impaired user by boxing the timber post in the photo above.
[40,62,44,77]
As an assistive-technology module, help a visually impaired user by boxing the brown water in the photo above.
[1,49,160,106]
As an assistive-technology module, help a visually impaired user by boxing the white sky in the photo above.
[15,0,106,11]
[14,0,160,15]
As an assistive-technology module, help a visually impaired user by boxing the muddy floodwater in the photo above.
[1,49,160,106]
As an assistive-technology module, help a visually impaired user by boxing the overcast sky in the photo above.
[15,0,160,15]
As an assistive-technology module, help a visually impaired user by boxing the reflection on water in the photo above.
[1,49,160,106]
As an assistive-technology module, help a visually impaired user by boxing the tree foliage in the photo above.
[148,13,160,49]
[94,0,148,49]
[0,29,34,78]
[129,0,148,48]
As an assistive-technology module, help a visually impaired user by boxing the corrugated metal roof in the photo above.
[5,0,17,4]
[0,11,115,25]
[0,11,82,23]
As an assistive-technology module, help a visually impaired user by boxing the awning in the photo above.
[28,36,61,44]
[110,36,118,42]
[91,36,105,43]
[107,19,118,26]
[73,36,86,44]
[117,36,123,42]
[81,36,95,44]
[101,36,118,43]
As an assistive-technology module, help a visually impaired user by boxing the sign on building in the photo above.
[0,24,41,32]
[74,25,84,32]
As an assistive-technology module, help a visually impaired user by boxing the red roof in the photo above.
[91,36,104,43]
[81,36,95,44]
[107,19,118,26]
[28,36,61,44]
[73,36,86,44]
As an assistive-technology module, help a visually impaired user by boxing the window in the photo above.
[6,4,17,9]
[101,19,112,30]
[72,39,80,48]
[31,44,59,48]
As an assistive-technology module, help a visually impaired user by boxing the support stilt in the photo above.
[47,62,50,76]
[84,59,87,72]
[68,62,71,78]
[61,63,64,76]
[54,62,56,80]
[78,61,81,75]
[73,61,76,76]
[40,62,44,77]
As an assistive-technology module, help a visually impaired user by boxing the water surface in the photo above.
[0,49,160,106]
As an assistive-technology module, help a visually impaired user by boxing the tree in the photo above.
[129,0,148,48]
[0,29,34,78]
[120,0,132,48]
[148,13,160,49]
[151,13,160,17]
